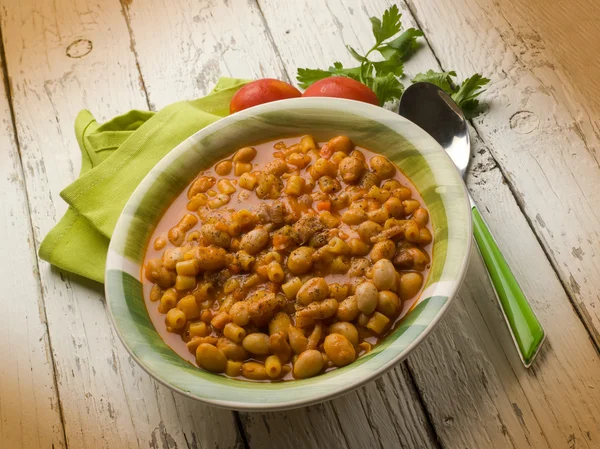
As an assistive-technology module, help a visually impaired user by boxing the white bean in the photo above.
[355,281,378,314]
[372,259,396,290]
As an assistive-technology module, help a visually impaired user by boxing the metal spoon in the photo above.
[399,82,545,367]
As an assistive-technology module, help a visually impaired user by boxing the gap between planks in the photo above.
[403,362,444,449]
[246,1,443,445]
[403,0,600,354]
[117,0,249,445]
[1,0,243,446]
[0,19,70,449]
[253,0,292,85]
[253,1,600,447]
[245,0,442,444]
[119,0,152,111]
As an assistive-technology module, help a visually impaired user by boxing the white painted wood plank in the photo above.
[403,0,600,345]
[0,48,66,449]
[411,138,600,449]
[257,0,600,448]
[240,364,438,449]
[0,0,241,447]
[123,1,440,448]
[122,0,288,110]
[4,0,594,448]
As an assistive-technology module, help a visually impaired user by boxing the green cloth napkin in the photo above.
[39,78,250,284]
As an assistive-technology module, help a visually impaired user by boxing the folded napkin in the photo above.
[39,78,250,283]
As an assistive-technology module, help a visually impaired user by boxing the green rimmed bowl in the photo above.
[106,97,471,411]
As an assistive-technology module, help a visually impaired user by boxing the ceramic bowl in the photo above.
[106,97,471,411]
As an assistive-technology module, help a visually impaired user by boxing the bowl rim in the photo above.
[105,97,472,411]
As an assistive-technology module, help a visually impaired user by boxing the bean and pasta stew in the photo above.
[143,135,432,381]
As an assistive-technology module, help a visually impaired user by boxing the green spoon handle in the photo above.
[471,204,545,366]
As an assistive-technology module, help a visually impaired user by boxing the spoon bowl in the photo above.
[399,83,470,176]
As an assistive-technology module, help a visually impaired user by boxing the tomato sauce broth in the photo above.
[142,137,432,377]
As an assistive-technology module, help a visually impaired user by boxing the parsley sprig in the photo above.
[297,5,420,106]
[296,5,489,117]
[411,70,490,118]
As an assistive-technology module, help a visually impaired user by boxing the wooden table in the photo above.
[2,0,599,448]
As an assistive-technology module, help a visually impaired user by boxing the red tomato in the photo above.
[302,76,379,106]
[230,79,302,113]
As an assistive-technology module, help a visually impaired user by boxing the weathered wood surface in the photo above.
[480,0,600,134]
[404,0,600,345]
[0,0,598,448]
[0,44,66,449]
[255,1,600,448]
[0,0,240,448]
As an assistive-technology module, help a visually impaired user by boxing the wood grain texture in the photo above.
[414,137,600,449]
[1,0,599,448]
[240,365,439,449]
[0,0,241,448]
[122,1,439,448]
[122,0,288,110]
[404,0,600,347]
[0,42,66,449]
[256,1,600,448]
[488,0,600,137]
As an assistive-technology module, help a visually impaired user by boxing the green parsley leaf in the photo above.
[381,28,423,60]
[296,63,363,89]
[371,72,404,106]
[297,68,334,89]
[360,62,375,83]
[346,46,367,63]
[372,53,404,78]
[411,69,457,94]
[375,38,407,77]
[329,62,362,80]
[296,4,421,100]
[370,5,402,44]
[451,73,490,116]
[411,70,489,118]
[294,4,489,117]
